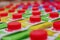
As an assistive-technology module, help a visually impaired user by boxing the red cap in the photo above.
[33,2,40,7]
[33,4,39,7]
[0,8,4,11]
[27,2,31,6]
[43,4,50,8]
[34,1,38,4]
[9,3,13,6]
[20,2,24,6]
[7,21,21,31]
[56,5,60,10]
[45,8,52,12]
[33,2,39,7]
[5,5,11,8]
[56,1,60,4]
[22,5,28,10]
[12,13,22,19]
[15,4,20,8]
[50,2,58,7]
[5,3,13,8]
[0,12,8,17]
[32,11,41,16]
[30,29,48,40]
[11,5,18,10]
[32,7,39,11]
[8,9,15,13]
[49,12,59,18]
[0,14,1,18]
[18,10,23,13]
[18,9,25,13]
[53,21,60,31]
[42,1,46,4]
[30,15,41,23]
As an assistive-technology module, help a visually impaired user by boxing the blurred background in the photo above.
[0,0,40,7]
[0,0,60,7]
